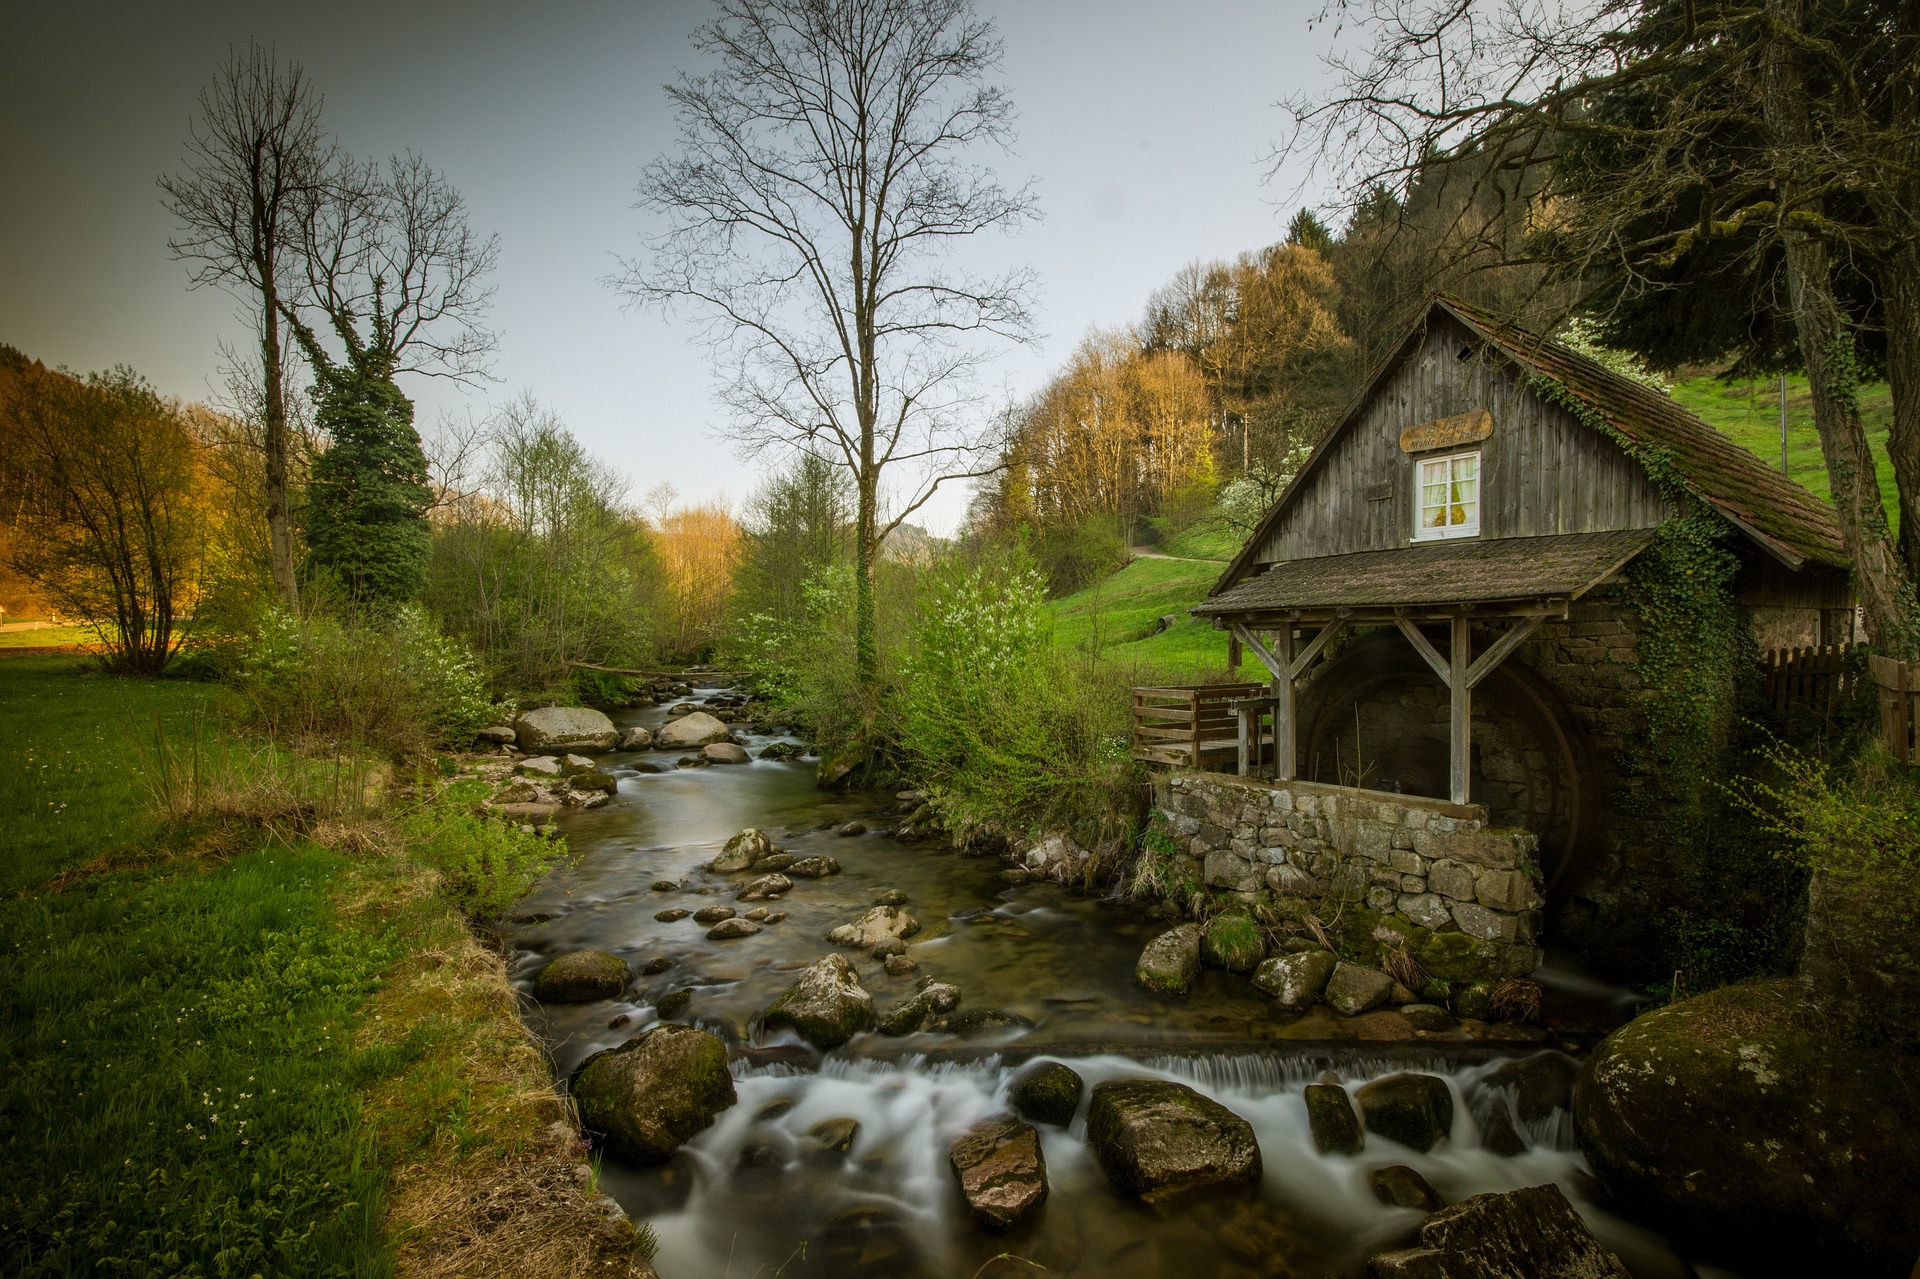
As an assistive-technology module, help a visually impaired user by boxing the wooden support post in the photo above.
[1273,627,1296,781]
[1450,614,1471,805]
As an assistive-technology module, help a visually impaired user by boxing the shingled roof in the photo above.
[1195,529,1656,616]
[1434,297,1847,570]
[1208,298,1849,604]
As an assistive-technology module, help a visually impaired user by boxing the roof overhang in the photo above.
[1191,529,1656,625]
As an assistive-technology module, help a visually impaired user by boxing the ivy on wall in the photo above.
[1534,375,1804,988]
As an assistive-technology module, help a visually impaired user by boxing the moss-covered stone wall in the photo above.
[1155,771,1544,983]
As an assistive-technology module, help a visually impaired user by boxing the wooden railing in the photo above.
[1130,683,1270,771]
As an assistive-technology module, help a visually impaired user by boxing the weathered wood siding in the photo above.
[1258,315,1670,563]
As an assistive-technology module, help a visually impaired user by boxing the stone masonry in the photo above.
[1156,771,1545,983]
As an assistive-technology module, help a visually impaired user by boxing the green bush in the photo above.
[234,606,497,756]
[402,778,569,917]
[1732,739,1920,1040]
[895,550,1139,840]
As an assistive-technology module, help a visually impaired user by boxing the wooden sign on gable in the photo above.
[1400,409,1493,454]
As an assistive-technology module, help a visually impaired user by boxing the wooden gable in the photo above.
[1251,312,1670,566]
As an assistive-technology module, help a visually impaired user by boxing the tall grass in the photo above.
[0,649,586,1277]
[134,700,385,840]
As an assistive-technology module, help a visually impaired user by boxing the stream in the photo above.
[502,682,1730,1279]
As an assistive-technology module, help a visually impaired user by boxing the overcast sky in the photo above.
[0,0,1341,532]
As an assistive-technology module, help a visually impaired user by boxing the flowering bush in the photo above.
[896,550,1136,839]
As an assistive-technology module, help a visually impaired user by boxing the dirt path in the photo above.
[1129,546,1227,562]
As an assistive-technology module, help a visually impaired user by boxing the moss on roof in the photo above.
[1437,297,1848,570]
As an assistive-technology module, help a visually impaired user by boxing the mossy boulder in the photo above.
[1574,978,1920,1274]
[1201,912,1265,972]
[759,954,873,1049]
[1355,1073,1455,1153]
[534,949,630,1003]
[1086,1079,1262,1202]
[712,828,775,873]
[571,1023,736,1164]
[1135,924,1202,996]
[1009,1060,1084,1127]
[1324,962,1395,1015]
[1303,1082,1362,1155]
[1252,949,1337,1009]
[1416,931,1519,985]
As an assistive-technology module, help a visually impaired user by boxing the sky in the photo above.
[0,0,1342,533]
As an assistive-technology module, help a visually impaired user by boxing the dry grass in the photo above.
[347,854,655,1279]
[1381,943,1427,992]
[135,700,393,839]
[1489,977,1544,1023]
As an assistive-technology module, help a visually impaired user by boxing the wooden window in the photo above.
[1414,450,1480,541]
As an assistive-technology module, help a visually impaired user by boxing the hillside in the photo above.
[1051,552,1233,678]
[1667,371,1896,514]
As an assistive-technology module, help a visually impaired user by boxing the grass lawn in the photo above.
[0,625,96,650]
[0,657,647,1278]
[1668,371,1897,515]
[1051,554,1237,680]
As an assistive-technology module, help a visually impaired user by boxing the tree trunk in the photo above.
[854,455,879,687]
[1764,0,1917,651]
[1885,256,1920,582]
[1875,2,1920,584]
[261,291,298,607]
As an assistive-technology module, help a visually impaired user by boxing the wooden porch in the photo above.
[1129,683,1273,771]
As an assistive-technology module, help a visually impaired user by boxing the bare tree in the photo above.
[616,0,1038,682]
[286,151,500,381]
[1279,0,1920,648]
[161,43,330,608]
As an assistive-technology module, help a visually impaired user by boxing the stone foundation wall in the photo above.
[1155,771,1545,982]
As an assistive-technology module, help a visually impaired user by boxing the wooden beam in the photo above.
[1465,615,1544,689]
[1289,618,1348,679]
[1450,614,1471,805]
[1395,617,1453,686]
[1230,623,1285,681]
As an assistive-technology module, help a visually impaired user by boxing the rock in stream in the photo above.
[1085,1079,1262,1202]
[759,954,873,1049]
[533,950,630,1003]
[570,1024,736,1165]
[949,1116,1048,1232]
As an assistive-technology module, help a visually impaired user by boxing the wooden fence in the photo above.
[1763,643,1920,764]
[1763,644,1859,715]
[1129,683,1270,770]
[1870,654,1920,765]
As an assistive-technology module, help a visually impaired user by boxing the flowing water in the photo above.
[502,683,1723,1279]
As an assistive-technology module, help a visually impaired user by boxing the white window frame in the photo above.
[1412,449,1481,542]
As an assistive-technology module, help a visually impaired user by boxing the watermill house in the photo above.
[1136,297,1853,977]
